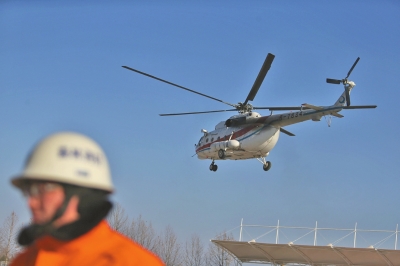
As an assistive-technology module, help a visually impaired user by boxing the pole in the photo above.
[354,222,357,248]
[395,224,398,250]
[314,221,318,246]
[276,220,280,244]
[239,218,243,241]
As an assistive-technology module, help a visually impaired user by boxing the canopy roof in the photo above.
[212,240,400,265]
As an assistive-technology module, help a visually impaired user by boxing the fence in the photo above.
[233,220,399,250]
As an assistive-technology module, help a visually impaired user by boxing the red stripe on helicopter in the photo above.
[196,124,261,153]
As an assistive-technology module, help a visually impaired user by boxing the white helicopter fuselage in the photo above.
[195,112,280,160]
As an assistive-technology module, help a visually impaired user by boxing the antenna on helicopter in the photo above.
[326,57,360,106]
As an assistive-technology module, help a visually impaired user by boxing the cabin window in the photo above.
[217,136,220,141]
[211,138,214,142]
[206,138,208,143]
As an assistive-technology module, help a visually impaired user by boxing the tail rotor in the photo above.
[326,57,360,106]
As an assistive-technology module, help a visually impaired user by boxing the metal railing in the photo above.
[233,219,399,250]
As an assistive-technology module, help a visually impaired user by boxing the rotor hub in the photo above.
[236,102,253,114]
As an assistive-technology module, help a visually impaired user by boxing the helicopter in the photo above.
[123,54,376,172]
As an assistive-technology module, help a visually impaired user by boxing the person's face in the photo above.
[22,182,65,224]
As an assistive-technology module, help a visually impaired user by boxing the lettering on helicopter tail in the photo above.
[279,111,303,121]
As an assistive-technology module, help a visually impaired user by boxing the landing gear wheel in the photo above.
[209,161,218,172]
[263,161,272,171]
[218,149,225,159]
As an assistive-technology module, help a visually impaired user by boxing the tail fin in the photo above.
[333,89,351,106]
[333,81,355,106]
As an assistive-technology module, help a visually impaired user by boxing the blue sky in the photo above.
[1,0,399,250]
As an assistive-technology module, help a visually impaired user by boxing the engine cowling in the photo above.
[225,112,265,127]
[225,117,244,127]
[225,116,261,127]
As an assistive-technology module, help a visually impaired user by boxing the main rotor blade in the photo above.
[243,53,275,105]
[326,78,342,84]
[122,66,237,108]
[346,57,360,79]
[159,109,237,116]
[280,127,295,136]
[254,106,308,111]
[254,105,377,111]
[341,105,377,109]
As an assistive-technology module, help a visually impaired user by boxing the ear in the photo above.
[53,196,80,228]
[68,196,80,210]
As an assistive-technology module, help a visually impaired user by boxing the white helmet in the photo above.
[11,132,114,193]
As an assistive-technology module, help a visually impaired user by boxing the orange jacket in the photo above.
[10,220,164,266]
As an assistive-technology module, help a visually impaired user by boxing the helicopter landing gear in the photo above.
[209,160,218,172]
[218,149,226,159]
[263,161,272,171]
[257,156,272,171]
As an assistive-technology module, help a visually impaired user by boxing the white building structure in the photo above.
[212,220,400,265]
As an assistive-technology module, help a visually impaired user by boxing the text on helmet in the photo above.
[58,146,102,164]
